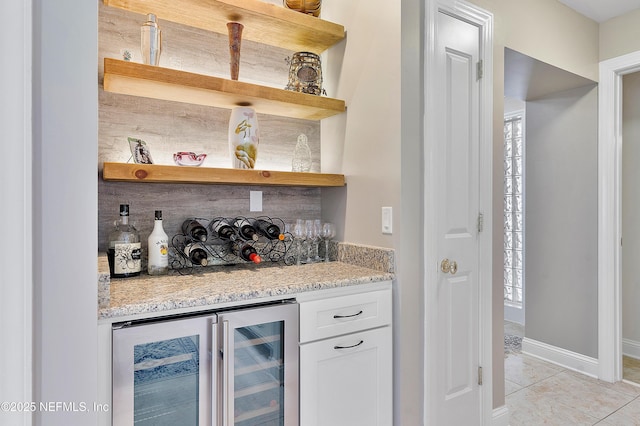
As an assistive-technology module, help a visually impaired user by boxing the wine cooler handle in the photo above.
[333,310,363,319]
[334,340,364,350]
[222,320,230,426]
[211,320,218,426]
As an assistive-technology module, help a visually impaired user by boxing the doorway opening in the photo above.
[620,70,640,385]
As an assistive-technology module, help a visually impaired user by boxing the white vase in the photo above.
[228,107,259,169]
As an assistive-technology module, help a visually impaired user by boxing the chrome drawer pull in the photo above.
[334,340,364,350]
[333,310,363,319]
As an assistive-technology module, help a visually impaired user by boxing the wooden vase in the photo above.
[227,22,243,81]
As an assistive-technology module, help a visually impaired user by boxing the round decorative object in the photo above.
[284,52,323,96]
[228,107,259,169]
[284,0,321,17]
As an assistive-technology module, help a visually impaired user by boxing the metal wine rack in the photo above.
[170,216,295,273]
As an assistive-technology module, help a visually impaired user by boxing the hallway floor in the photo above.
[504,322,640,425]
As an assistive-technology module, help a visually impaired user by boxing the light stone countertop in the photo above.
[98,248,394,321]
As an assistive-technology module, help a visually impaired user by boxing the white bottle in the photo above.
[147,210,169,275]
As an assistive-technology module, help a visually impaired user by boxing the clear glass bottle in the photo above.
[292,133,312,172]
[108,204,141,278]
[141,13,162,66]
[147,210,169,275]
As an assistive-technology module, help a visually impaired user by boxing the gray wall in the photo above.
[98,3,323,251]
[622,72,640,350]
[524,84,598,358]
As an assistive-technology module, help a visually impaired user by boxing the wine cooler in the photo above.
[112,301,299,425]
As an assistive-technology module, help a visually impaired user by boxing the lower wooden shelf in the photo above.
[102,162,346,187]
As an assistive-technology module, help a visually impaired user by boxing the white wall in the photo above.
[32,1,99,424]
[524,84,599,358]
[600,9,640,62]
[622,71,640,358]
[0,1,32,425]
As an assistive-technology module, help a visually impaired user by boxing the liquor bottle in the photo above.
[251,218,285,241]
[182,219,208,242]
[107,204,141,278]
[210,218,238,241]
[233,217,259,241]
[183,242,209,267]
[231,241,262,264]
[147,210,169,275]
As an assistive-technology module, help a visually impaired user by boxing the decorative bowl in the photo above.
[173,152,207,167]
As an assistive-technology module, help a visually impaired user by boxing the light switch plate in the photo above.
[250,191,262,212]
[382,206,392,234]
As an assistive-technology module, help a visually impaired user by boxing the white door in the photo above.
[429,10,482,425]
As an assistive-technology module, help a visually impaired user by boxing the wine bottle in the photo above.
[210,218,238,241]
[182,218,208,242]
[251,219,284,241]
[183,242,209,266]
[231,241,262,264]
[233,217,259,241]
[107,204,141,278]
[147,210,169,275]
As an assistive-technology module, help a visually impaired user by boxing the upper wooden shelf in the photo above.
[102,162,346,187]
[103,0,345,54]
[103,58,345,120]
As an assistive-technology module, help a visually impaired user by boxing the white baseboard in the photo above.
[622,338,640,360]
[492,405,509,426]
[521,337,599,378]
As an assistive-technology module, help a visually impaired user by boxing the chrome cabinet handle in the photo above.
[334,340,364,350]
[333,310,363,319]
[441,259,458,275]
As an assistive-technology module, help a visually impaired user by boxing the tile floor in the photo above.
[504,321,640,425]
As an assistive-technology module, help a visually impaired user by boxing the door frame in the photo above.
[424,0,494,423]
[598,49,640,383]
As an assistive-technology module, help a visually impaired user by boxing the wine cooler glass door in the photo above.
[218,302,299,426]
[112,315,215,425]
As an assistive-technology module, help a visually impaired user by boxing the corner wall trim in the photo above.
[522,338,599,378]
[492,405,509,426]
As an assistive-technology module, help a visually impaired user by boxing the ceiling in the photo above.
[558,0,640,22]
[504,48,596,101]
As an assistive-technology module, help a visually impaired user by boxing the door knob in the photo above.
[441,258,458,275]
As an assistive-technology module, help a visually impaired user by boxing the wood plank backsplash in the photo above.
[98,2,324,251]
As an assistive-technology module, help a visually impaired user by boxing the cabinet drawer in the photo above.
[299,289,391,342]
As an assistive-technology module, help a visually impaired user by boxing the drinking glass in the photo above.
[293,219,306,265]
[305,219,316,263]
[322,223,336,262]
[313,219,322,262]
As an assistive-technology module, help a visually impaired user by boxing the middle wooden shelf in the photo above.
[103,58,346,120]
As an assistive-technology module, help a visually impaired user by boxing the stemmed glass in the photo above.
[322,222,336,262]
[305,219,316,263]
[313,219,322,262]
[293,219,306,265]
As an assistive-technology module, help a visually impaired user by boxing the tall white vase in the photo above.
[228,107,259,169]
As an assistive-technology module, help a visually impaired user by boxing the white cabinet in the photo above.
[298,286,393,426]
